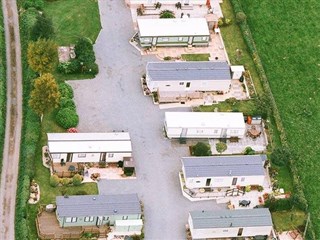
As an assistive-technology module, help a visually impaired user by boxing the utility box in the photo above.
[231,65,245,80]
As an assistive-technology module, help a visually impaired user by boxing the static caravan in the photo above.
[146,61,232,103]
[126,0,208,6]
[181,155,267,189]
[56,194,142,228]
[164,112,246,139]
[47,132,132,163]
[188,209,273,239]
[137,18,210,48]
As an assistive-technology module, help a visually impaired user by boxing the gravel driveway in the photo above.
[68,1,223,239]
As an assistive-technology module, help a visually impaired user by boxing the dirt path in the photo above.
[0,0,23,239]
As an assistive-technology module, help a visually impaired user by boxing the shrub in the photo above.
[270,147,290,166]
[61,178,71,186]
[124,168,134,176]
[244,146,255,155]
[160,10,175,18]
[264,197,293,212]
[245,185,251,192]
[59,83,74,99]
[163,56,172,61]
[216,142,227,154]
[56,108,79,129]
[50,175,60,187]
[60,98,76,109]
[75,38,95,63]
[85,62,99,75]
[236,11,247,23]
[193,142,212,156]
[57,61,80,74]
[23,0,44,10]
[73,174,83,186]
[118,161,124,168]
[30,13,55,41]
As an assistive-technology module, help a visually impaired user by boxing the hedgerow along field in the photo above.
[240,0,320,237]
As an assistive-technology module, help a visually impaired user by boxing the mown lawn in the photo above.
[240,0,320,237]
[181,53,210,61]
[44,0,101,45]
[272,209,306,232]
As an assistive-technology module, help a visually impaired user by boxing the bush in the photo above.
[271,147,290,166]
[57,61,80,74]
[193,142,212,156]
[23,0,44,10]
[216,142,227,154]
[60,98,76,109]
[124,168,134,176]
[265,197,293,212]
[160,10,175,18]
[50,175,60,187]
[118,161,124,168]
[75,38,95,63]
[236,11,247,23]
[30,13,55,41]
[61,178,71,186]
[59,83,74,99]
[56,108,79,129]
[244,146,255,155]
[163,56,172,61]
[73,174,83,186]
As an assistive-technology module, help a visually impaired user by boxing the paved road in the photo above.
[0,0,23,239]
[68,1,222,239]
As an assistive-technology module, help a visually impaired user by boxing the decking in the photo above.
[36,211,109,239]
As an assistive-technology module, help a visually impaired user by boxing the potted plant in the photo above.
[175,2,182,9]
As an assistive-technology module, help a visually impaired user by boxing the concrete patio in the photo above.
[210,123,268,154]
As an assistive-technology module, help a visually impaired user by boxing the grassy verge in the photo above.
[44,0,101,45]
[0,3,6,177]
[272,209,306,232]
[220,0,262,94]
[239,0,319,237]
[181,53,210,61]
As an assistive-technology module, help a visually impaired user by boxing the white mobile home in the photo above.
[164,112,245,139]
[47,132,132,163]
[182,155,267,189]
[188,209,273,239]
[56,194,142,228]
[146,61,232,103]
[126,0,208,6]
[137,18,210,48]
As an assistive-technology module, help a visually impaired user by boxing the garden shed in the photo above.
[137,18,210,47]
[188,209,273,239]
[164,112,246,139]
[181,155,267,189]
[47,132,132,163]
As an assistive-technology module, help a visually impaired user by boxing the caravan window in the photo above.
[84,216,94,222]
[78,153,86,158]
[65,217,77,223]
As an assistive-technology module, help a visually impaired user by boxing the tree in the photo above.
[29,73,60,116]
[160,10,175,18]
[216,142,227,154]
[270,147,291,166]
[30,13,55,41]
[193,142,212,156]
[27,39,58,74]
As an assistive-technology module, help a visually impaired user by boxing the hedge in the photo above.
[59,82,74,99]
[56,107,79,129]
[229,0,315,238]
[15,5,42,240]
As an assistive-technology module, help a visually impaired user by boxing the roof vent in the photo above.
[93,197,96,200]
[114,209,118,213]
[64,195,69,198]
[229,170,232,175]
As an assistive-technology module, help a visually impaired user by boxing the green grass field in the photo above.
[44,0,101,45]
[240,0,320,236]
[181,54,210,61]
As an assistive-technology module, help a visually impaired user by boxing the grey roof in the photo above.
[190,209,273,229]
[146,61,231,82]
[182,155,267,178]
[56,194,141,217]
